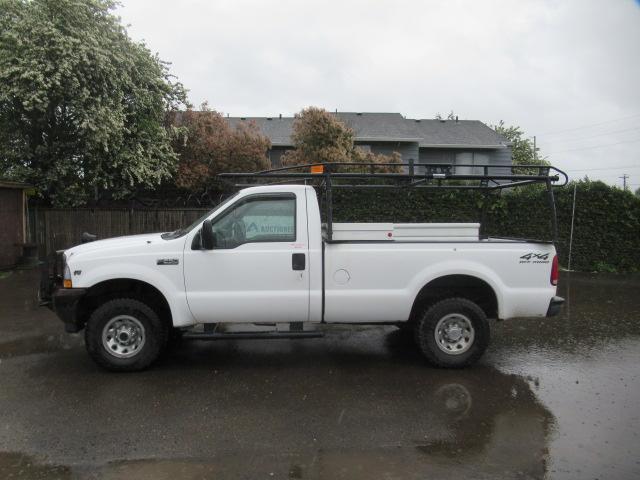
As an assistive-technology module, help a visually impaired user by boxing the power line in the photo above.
[539,113,640,136]
[565,164,640,172]
[542,126,640,145]
[547,137,640,154]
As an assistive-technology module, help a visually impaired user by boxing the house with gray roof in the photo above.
[226,112,512,173]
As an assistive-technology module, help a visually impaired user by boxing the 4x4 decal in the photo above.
[519,252,550,264]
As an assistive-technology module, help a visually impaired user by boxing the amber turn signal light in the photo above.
[310,165,324,174]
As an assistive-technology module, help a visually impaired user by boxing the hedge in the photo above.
[329,181,640,273]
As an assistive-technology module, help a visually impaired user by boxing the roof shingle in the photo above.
[226,112,509,148]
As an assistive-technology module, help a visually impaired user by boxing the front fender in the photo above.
[72,262,195,327]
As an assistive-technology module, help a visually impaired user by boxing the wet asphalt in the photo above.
[0,270,638,479]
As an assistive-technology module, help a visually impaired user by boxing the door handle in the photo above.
[292,253,306,271]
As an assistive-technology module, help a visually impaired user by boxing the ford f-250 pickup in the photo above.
[41,163,565,371]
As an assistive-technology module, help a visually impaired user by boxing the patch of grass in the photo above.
[0,271,13,280]
[592,261,618,273]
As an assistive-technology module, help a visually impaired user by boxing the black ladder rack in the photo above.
[218,162,568,244]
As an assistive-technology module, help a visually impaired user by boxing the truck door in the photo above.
[183,191,310,323]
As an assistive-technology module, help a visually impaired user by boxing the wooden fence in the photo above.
[32,207,209,256]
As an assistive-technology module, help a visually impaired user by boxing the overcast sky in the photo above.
[117,0,640,187]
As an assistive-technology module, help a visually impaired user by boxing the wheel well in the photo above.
[409,275,498,322]
[77,279,172,330]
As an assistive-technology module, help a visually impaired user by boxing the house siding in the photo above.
[268,145,512,172]
[268,146,294,167]
[358,141,419,172]
[233,113,513,171]
[487,147,513,175]
[419,148,457,165]
[418,147,512,174]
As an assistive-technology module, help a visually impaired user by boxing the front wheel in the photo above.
[415,298,490,368]
[85,298,168,371]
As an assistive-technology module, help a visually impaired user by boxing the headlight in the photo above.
[63,255,72,288]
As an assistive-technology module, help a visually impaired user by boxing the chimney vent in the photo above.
[279,113,282,119]
[455,115,459,123]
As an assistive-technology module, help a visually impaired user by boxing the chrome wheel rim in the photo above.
[434,313,475,355]
[102,315,146,359]
[434,383,472,419]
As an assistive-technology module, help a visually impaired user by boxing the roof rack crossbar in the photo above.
[220,163,566,183]
[217,162,568,244]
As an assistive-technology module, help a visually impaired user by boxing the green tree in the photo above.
[635,187,640,198]
[281,107,401,172]
[169,104,271,191]
[493,121,549,167]
[0,0,187,205]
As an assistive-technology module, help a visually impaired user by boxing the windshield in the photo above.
[161,192,239,240]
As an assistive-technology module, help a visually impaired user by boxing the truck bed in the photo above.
[322,239,557,323]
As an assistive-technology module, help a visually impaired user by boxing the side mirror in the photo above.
[201,219,215,250]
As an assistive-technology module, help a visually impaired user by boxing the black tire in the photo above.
[85,298,168,372]
[396,321,415,333]
[415,297,489,368]
[165,327,185,351]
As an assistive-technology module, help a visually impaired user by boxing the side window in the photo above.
[212,196,296,248]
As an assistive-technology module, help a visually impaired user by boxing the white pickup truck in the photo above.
[42,172,564,371]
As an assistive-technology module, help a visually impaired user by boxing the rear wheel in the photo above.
[85,298,168,371]
[415,297,489,368]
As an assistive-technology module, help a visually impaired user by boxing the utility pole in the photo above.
[620,174,629,191]
[533,136,537,162]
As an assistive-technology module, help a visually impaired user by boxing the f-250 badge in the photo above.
[519,253,549,264]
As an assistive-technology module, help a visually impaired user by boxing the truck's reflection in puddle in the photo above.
[0,329,554,479]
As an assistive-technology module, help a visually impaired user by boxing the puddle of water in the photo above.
[487,272,640,479]
[0,359,553,479]
[0,452,70,480]
[0,335,79,359]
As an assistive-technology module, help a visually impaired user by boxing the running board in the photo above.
[182,331,324,341]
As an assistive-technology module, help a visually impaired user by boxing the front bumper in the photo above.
[39,257,87,333]
[546,296,565,317]
[50,287,87,332]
